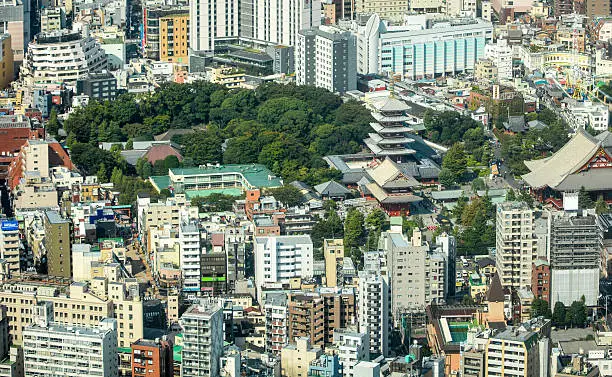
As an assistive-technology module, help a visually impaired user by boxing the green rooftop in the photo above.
[150,175,171,191]
[170,164,282,188]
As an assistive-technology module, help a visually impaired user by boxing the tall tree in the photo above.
[442,143,467,182]
[578,186,594,209]
[553,302,567,327]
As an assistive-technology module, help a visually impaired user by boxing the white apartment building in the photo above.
[495,202,538,291]
[180,223,201,296]
[23,306,118,377]
[189,0,239,51]
[20,30,107,85]
[254,235,313,301]
[296,25,356,94]
[0,220,20,277]
[484,39,513,80]
[180,300,224,377]
[189,0,320,51]
[333,329,370,377]
[357,251,390,357]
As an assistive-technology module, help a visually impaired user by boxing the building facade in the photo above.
[356,14,493,78]
[131,338,174,377]
[254,235,313,300]
[495,202,538,290]
[296,25,356,93]
[20,30,107,85]
[23,314,118,377]
[549,213,601,307]
[44,210,72,279]
[180,301,224,377]
[358,251,390,357]
[143,5,189,63]
[0,34,13,89]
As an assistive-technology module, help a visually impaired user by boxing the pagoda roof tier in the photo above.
[522,129,612,190]
[364,138,417,156]
[372,96,410,113]
[370,122,413,134]
[367,133,414,145]
[371,112,411,123]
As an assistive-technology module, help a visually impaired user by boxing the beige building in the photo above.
[280,337,322,377]
[324,239,344,287]
[495,202,538,291]
[356,0,411,19]
[210,67,246,88]
[475,59,498,83]
[13,181,58,210]
[40,7,65,33]
[0,279,143,348]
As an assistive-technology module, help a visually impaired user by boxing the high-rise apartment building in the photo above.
[44,210,72,279]
[333,329,369,377]
[143,5,189,63]
[324,239,344,287]
[189,0,321,52]
[531,259,550,303]
[0,219,20,277]
[485,320,550,377]
[484,39,513,80]
[495,202,538,290]
[0,34,13,89]
[264,292,289,354]
[132,337,174,377]
[288,293,325,346]
[296,25,356,94]
[225,226,246,290]
[23,308,118,377]
[381,228,445,316]
[435,232,457,298]
[549,213,601,307]
[254,235,313,301]
[180,223,201,296]
[180,301,224,377]
[357,251,390,357]
[320,287,357,345]
[188,0,239,51]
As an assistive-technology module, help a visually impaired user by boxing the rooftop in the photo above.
[170,164,282,188]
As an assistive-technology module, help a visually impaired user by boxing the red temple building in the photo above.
[522,129,612,210]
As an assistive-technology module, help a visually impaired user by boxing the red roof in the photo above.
[211,232,225,247]
[144,144,183,164]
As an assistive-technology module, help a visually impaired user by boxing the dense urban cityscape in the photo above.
[0,0,612,376]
